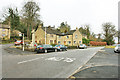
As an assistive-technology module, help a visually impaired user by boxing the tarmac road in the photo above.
[72,48,119,78]
[2,44,104,78]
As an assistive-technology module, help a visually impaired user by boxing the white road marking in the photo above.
[45,57,76,63]
[99,50,105,52]
[18,57,42,64]
[45,57,64,61]
[63,58,76,63]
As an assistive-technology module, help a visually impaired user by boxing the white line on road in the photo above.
[17,57,42,64]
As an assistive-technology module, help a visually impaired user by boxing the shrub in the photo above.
[51,44,57,46]
[82,38,90,45]
[67,46,77,49]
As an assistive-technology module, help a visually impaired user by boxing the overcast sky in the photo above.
[0,0,119,35]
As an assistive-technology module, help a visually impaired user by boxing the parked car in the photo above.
[35,45,43,51]
[54,45,67,51]
[14,40,23,46]
[114,44,120,53]
[37,44,57,53]
[78,44,87,49]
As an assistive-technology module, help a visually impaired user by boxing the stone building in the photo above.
[0,24,10,39]
[35,25,85,46]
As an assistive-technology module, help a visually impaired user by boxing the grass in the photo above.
[105,46,115,48]
[0,42,14,44]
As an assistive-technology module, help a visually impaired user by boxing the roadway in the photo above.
[2,44,104,78]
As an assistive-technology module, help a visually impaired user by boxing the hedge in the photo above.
[90,41,107,46]
[67,46,77,49]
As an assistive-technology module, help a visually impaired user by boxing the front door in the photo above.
[64,41,66,45]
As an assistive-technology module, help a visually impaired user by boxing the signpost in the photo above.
[19,33,24,51]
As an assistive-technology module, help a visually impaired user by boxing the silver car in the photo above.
[78,44,87,49]
[114,44,120,53]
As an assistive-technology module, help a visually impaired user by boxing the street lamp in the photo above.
[19,33,24,51]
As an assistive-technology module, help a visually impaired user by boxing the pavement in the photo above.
[4,47,36,55]
[1,44,104,78]
[72,48,119,78]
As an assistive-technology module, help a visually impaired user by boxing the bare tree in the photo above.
[22,0,40,39]
[102,22,116,45]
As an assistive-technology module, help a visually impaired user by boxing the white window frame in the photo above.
[79,41,81,44]
[59,36,61,38]
[75,35,77,39]
[66,36,69,39]
[74,41,76,44]
[58,41,61,44]
[68,41,71,44]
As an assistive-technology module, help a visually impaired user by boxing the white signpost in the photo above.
[19,33,24,51]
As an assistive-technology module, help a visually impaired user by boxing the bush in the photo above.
[51,44,57,46]
[82,38,90,45]
[67,46,77,49]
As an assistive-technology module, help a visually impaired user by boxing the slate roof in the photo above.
[65,30,76,35]
[41,26,77,36]
[42,27,61,35]
[0,24,10,29]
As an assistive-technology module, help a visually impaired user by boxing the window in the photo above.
[59,36,61,38]
[66,36,69,38]
[74,41,76,44]
[79,41,81,44]
[2,34,5,37]
[58,41,61,44]
[2,29,6,31]
[68,41,71,44]
[75,35,77,38]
